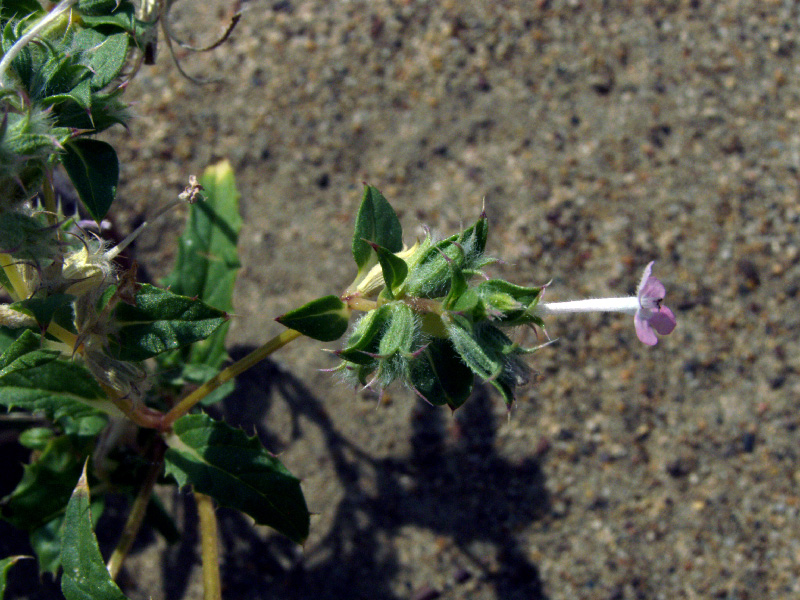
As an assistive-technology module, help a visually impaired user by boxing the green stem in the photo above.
[41,172,59,226]
[162,328,302,428]
[106,440,166,580]
[195,491,222,600]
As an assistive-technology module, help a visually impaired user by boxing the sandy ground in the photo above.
[4,1,800,599]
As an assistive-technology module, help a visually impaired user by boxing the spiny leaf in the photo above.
[109,284,228,361]
[337,303,392,365]
[10,293,74,329]
[0,436,84,532]
[164,414,310,544]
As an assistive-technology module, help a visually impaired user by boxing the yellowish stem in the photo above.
[163,328,302,427]
[46,321,80,351]
[0,253,28,301]
[195,491,222,600]
[343,296,377,312]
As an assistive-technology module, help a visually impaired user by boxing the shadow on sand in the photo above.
[160,345,552,600]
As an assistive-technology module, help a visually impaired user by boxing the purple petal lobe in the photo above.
[640,276,666,303]
[649,306,677,335]
[637,261,655,296]
[634,314,658,345]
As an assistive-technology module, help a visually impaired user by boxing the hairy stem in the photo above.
[162,328,302,427]
[195,491,222,600]
[41,172,59,227]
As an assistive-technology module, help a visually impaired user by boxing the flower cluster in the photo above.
[280,186,677,409]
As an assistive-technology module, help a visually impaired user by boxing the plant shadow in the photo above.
[173,345,553,600]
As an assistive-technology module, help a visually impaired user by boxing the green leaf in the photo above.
[0,333,108,436]
[475,279,543,326]
[72,29,129,90]
[61,139,118,221]
[78,1,138,32]
[164,414,309,544]
[1,0,42,23]
[161,160,242,369]
[445,317,504,381]
[109,284,228,361]
[76,0,124,15]
[276,295,350,342]
[368,241,407,299]
[29,495,104,576]
[337,304,392,365]
[409,339,474,409]
[0,555,31,600]
[404,213,490,299]
[351,185,402,274]
[10,293,74,329]
[0,210,57,262]
[61,466,130,600]
[0,330,57,378]
[446,318,524,405]
[377,303,416,358]
[0,326,20,354]
[0,352,106,404]
[0,436,83,531]
[18,426,55,450]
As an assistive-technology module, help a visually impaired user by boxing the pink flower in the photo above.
[634,261,676,346]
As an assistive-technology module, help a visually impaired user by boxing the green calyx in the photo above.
[331,184,546,408]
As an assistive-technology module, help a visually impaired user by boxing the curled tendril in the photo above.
[131,0,242,84]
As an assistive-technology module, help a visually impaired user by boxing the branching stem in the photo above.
[162,328,302,428]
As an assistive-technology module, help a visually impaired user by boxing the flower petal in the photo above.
[637,261,655,296]
[634,313,658,345]
[639,276,666,304]
[649,306,677,335]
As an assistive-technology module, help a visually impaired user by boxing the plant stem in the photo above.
[162,328,302,428]
[42,172,59,227]
[0,253,27,301]
[343,296,377,312]
[46,321,80,351]
[106,440,166,580]
[195,491,222,600]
